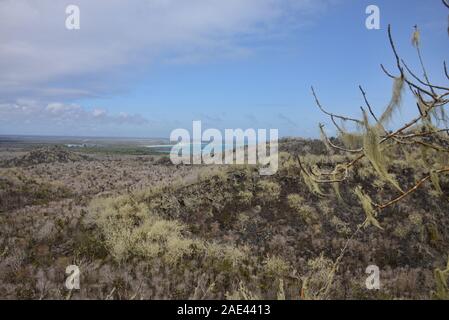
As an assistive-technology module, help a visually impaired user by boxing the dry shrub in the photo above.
[89,192,251,271]
[263,255,291,278]
[287,194,317,223]
[301,254,335,300]
[256,180,281,204]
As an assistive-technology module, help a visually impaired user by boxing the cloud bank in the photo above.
[0,100,149,135]
[0,0,334,135]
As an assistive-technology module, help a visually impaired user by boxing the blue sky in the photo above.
[0,0,448,138]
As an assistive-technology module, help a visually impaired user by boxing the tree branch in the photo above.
[377,168,449,210]
[311,86,362,124]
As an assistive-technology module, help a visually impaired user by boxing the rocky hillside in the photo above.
[0,170,72,213]
[2,146,91,167]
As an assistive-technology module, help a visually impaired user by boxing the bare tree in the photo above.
[302,22,449,229]
[297,4,449,298]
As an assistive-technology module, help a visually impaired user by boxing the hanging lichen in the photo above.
[332,164,346,202]
[379,76,405,125]
[430,169,443,195]
[340,131,363,150]
[412,27,420,47]
[332,181,342,202]
[354,186,383,230]
[436,152,449,167]
[433,258,449,300]
[319,124,333,154]
[301,170,324,197]
[417,96,433,127]
[439,106,449,127]
[362,110,403,193]
[338,120,363,150]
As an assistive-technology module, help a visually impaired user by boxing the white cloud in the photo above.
[92,108,107,117]
[0,0,336,136]
[0,0,333,101]
[0,100,149,128]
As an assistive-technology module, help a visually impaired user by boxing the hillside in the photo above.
[0,140,448,299]
[2,146,91,167]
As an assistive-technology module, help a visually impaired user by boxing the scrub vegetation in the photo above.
[0,14,448,300]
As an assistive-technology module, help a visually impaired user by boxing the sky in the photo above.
[0,0,448,138]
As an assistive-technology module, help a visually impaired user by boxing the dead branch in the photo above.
[311,87,362,124]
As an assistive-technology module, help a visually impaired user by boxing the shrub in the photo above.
[393,222,412,239]
[287,194,303,211]
[287,194,317,223]
[164,236,197,265]
[302,254,335,300]
[237,191,253,206]
[89,191,253,274]
[225,281,260,300]
[89,194,196,263]
[408,213,423,227]
[256,181,281,204]
[205,243,249,270]
[330,216,351,236]
[263,256,291,278]
[433,259,449,300]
